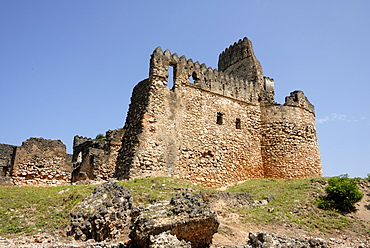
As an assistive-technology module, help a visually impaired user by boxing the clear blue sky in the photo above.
[1,1,369,178]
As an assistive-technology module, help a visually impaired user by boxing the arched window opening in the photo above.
[189,72,199,85]
[216,112,224,125]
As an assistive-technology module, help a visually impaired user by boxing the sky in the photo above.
[1,1,369,178]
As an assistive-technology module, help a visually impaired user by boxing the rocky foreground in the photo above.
[1,180,369,248]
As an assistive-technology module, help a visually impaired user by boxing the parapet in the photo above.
[21,137,66,154]
[284,90,315,114]
[218,37,264,84]
[73,136,93,148]
[106,128,125,145]
[149,46,259,103]
[73,135,105,150]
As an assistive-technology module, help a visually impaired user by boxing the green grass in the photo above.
[225,178,360,233]
[0,177,368,238]
[0,177,211,236]
[118,177,213,206]
[0,184,96,236]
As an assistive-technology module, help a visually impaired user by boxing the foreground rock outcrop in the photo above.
[243,232,327,248]
[67,182,219,247]
[67,181,133,241]
[149,231,191,248]
[130,192,219,248]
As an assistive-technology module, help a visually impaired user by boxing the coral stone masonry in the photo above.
[1,138,72,186]
[0,37,322,187]
[115,37,322,187]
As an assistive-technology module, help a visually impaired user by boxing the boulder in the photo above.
[245,232,327,248]
[209,192,255,209]
[149,231,191,248]
[130,192,219,248]
[67,181,133,241]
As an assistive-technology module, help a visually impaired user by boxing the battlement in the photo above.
[218,37,264,84]
[149,46,259,103]
[284,90,315,114]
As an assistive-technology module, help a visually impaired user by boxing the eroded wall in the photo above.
[72,128,125,182]
[11,138,71,186]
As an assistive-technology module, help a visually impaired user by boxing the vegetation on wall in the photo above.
[95,134,106,141]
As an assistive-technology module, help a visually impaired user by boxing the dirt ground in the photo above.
[211,180,370,247]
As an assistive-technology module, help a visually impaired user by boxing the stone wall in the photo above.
[116,76,265,187]
[116,37,322,188]
[261,91,321,178]
[11,138,72,186]
[115,80,152,180]
[116,45,269,187]
[176,85,265,187]
[72,128,125,182]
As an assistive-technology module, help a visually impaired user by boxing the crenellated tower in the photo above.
[218,37,275,103]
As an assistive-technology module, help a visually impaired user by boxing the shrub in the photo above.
[366,173,370,181]
[318,174,364,212]
[95,134,106,141]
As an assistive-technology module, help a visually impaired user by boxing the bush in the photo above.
[318,174,364,212]
[366,173,370,181]
[95,134,106,141]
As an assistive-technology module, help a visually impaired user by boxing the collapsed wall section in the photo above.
[72,128,125,182]
[261,91,322,178]
[11,138,72,186]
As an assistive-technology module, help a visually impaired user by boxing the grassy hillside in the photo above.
[0,177,368,239]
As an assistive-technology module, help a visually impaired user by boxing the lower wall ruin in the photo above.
[11,138,72,186]
[72,128,125,182]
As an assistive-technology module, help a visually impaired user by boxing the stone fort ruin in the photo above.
[0,38,322,187]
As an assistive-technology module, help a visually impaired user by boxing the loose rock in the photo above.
[130,192,219,248]
[67,181,133,242]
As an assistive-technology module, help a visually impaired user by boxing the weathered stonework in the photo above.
[115,37,322,188]
[71,129,125,182]
[11,138,72,186]
[0,144,15,177]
